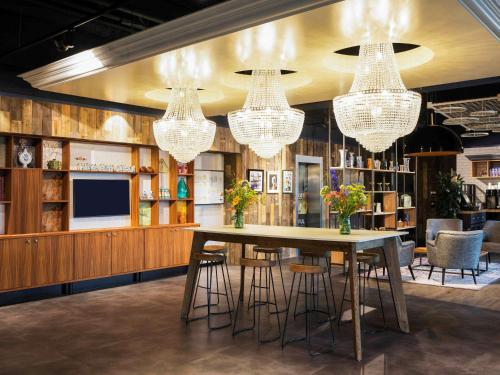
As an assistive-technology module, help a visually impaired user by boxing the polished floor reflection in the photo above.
[0,263,500,374]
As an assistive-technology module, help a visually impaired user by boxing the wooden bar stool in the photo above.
[339,252,386,330]
[192,245,235,313]
[282,263,335,356]
[232,258,281,344]
[293,249,337,320]
[247,246,287,313]
[186,253,233,330]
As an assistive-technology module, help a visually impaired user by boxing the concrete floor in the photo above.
[1,264,500,375]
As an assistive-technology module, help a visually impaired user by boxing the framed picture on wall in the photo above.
[282,170,293,193]
[247,169,264,193]
[267,171,280,193]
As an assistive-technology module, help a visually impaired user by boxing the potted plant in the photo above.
[320,183,368,234]
[225,179,259,228]
[436,170,464,218]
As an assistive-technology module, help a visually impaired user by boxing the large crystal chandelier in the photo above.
[228,69,304,159]
[153,87,216,163]
[333,43,421,152]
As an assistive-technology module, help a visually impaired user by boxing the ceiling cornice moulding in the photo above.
[19,0,339,89]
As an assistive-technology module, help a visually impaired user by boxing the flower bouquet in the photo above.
[320,181,368,235]
[225,179,259,228]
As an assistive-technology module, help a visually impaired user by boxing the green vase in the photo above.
[339,215,351,235]
[234,211,244,229]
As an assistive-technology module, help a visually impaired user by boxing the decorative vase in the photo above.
[339,215,351,235]
[177,177,188,199]
[339,149,346,167]
[234,210,244,229]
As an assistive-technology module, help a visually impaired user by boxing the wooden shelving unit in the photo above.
[471,159,500,180]
[0,135,196,234]
[329,137,417,239]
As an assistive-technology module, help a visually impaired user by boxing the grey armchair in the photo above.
[370,237,416,280]
[426,219,463,254]
[427,230,483,285]
[482,221,500,263]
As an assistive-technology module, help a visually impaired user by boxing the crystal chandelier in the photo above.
[153,87,216,163]
[228,69,304,159]
[333,43,421,153]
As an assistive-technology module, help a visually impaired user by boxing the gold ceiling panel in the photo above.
[42,0,500,116]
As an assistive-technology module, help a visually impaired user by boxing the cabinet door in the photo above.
[111,229,145,274]
[170,227,194,266]
[0,238,32,291]
[74,232,112,280]
[10,169,42,234]
[32,235,73,286]
[144,227,172,269]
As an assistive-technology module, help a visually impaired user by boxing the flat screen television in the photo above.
[73,179,130,217]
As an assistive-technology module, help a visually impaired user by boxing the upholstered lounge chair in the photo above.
[427,230,483,285]
[482,221,500,263]
[426,219,463,254]
[370,237,416,280]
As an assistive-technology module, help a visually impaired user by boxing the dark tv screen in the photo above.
[73,179,130,217]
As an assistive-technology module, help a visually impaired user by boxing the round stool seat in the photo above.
[240,257,276,268]
[290,263,326,274]
[194,253,225,263]
[203,245,228,254]
[357,252,380,265]
[254,246,282,254]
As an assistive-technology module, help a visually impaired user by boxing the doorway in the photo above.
[295,155,323,228]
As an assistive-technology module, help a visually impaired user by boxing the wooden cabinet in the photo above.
[32,235,73,285]
[9,168,42,234]
[111,229,145,274]
[145,226,195,269]
[170,227,193,266]
[144,227,171,269]
[0,238,32,291]
[74,232,112,280]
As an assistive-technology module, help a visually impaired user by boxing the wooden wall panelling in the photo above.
[77,106,97,140]
[32,234,74,285]
[210,126,241,153]
[111,229,145,274]
[0,238,32,290]
[9,168,42,234]
[74,232,112,280]
[51,103,63,137]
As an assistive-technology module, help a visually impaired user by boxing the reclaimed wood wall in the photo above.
[224,139,331,264]
[0,95,241,154]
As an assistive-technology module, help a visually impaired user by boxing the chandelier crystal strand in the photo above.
[228,69,304,159]
[153,87,216,163]
[333,43,421,152]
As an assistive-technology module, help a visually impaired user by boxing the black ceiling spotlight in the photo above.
[404,111,464,156]
[54,30,75,52]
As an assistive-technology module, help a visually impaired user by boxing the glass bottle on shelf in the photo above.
[177,177,188,199]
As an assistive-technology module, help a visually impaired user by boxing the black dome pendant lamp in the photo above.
[404,110,463,156]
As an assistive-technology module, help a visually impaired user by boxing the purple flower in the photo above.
[330,169,340,192]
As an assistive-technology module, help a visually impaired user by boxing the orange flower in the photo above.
[232,196,240,207]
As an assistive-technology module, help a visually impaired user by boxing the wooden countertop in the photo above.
[0,223,199,239]
[188,224,407,243]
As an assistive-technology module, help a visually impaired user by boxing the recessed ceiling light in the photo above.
[461,132,489,138]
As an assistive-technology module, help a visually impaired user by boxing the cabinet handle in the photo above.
[112,233,117,237]
[34,239,38,244]
[25,239,31,245]
[107,233,111,237]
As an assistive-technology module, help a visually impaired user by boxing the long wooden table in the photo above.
[180,225,409,361]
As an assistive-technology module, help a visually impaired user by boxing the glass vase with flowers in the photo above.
[225,179,259,228]
[320,182,368,235]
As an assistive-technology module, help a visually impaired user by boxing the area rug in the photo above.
[367,258,500,291]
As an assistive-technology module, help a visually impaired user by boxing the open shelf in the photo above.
[374,169,394,173]
[0,201,11,204]
[43,200,68,203]
[331,167,372,172]
[396,225,416,230]
[43,169,69,173]
[397,206,415,210]
[397,171,415,174]
[366,211,396,216]
[70,169,136,175]
[372,191,397,193]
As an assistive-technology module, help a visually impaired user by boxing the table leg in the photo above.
[239,243,247,301]
[348,246,362,361]
[383,237,410,333]
[180,232,206,319]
